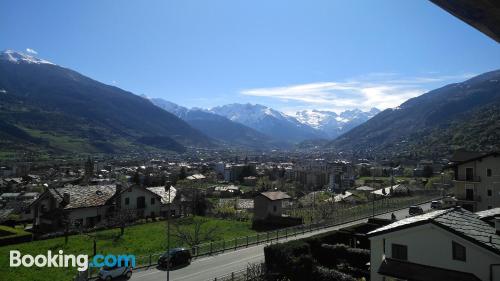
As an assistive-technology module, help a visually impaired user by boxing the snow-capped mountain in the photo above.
[0,50,54,65]
[148,98,283,149]
[295,108,380,138]
[210,103,326,142]
[148,97,189,117]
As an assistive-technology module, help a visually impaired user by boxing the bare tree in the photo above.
[171,218,218,248]
[106,209,137,237]
[246,262,266,281]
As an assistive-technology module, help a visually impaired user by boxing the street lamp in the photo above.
[166,185,172,281]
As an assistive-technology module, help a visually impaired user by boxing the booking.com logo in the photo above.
[10,250,136,272]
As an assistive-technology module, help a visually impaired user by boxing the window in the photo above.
[452,241,466,261]
[151,198,155,205]
[273,205,277,212]
[125,197,130,205]
[392,244,407,260]
[488,189,493,197]
[487,169,492,177]
[465,168,474,181]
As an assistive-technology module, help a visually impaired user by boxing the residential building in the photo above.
[253,191,291,220]
[368,207,500,281]
[30,184,162,232]
[450,152,500,211]
[146,186,180,217]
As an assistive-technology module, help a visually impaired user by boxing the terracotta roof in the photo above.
[259,191,291,201]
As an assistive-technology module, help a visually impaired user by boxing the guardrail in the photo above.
[83,192,440,280]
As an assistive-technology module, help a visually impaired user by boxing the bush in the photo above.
[0,225,32,246]
[264,240,313,280]
[317,244,370,269]
[313,266,357,281]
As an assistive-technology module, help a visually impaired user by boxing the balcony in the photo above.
[455,195,482,202]
[454,176,481,182]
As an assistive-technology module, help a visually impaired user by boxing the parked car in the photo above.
[98,265,132,280]
[158,248,192,269]
[430,200,442,209]
[441,196,457,209]
[409,205,424,216]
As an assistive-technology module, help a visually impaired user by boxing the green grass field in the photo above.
[0,217,255,281]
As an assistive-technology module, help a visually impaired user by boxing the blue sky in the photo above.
[2,0,499,113]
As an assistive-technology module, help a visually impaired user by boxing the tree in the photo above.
[171,217,218,248]
[422,166,434,178]
[106,209,137,237]
[179,167,187,180]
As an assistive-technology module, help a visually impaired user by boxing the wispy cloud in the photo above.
[26,48,37,55]
[241,73,475,113]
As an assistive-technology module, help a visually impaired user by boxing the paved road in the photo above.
[130,202,432,281]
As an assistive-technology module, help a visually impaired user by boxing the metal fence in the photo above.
[83,192,440,280]
[211,263,266,281]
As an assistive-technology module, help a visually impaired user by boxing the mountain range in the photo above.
[148,98,283,149]
[150,100,380,144]
[0,50,212,157]
[295,108,380,138]
[2,50,497,160]
[328,69,500,159]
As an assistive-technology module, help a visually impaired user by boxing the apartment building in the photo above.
[450,152,500,211]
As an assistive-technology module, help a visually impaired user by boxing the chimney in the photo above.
[115,184,122,209]
[495,216,500,235]
[63,192,70,204]
[116,184,122,194]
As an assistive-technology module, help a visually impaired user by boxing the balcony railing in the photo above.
[455,176,481,182]
[456,195,482,202]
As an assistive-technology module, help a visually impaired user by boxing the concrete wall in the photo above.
[370,223,500,281]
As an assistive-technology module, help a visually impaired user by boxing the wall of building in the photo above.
[119,186,161,218]
[455,155,500,211]
[370,223,500,281]
[254,196,282,220]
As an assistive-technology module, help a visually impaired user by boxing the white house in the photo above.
[368,206,500,281]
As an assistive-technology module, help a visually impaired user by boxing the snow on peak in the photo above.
[294,108,380,136]
[1,50,55,65]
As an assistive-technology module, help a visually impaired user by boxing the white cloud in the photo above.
[241,73,475,113]
[26,48,37,55]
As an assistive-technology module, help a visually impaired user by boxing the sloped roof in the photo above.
[48,185,116,210]
[259,191,291,201]
[378,258,480,281]
[475,207,500,220]
[449,151,499,166]
[369,207,500,255]
[147,186,176,204]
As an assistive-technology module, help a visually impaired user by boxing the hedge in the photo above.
[313,266,357,281]
[317,244,370,269]
[264,240,313,280]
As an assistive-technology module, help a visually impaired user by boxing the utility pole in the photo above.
[372,169,375,218]
[167,186,171,281]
